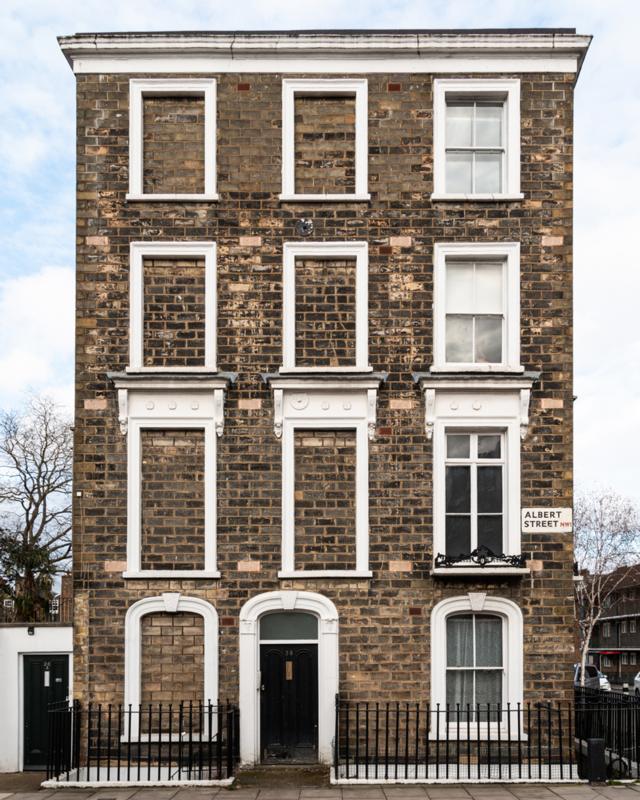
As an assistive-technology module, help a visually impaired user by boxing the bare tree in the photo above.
[0,395,72,617]
[574,488,640,686]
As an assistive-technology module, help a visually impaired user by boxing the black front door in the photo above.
[260,643,318,762]
[23,655,69,770]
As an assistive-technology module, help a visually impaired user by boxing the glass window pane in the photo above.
[478,516,503,555]
[474,317,503,363]
[446,466,471,513]
[446,103,473,147]
[477,435,501,459]
[474,263,503,313]
[445,516,471,558]
[474,152,502,194]
[447,434,470,459]
[446,515,471,557]
[446,670,474,709]
[477,466,502,513]
[260,611,318,640]
[475,616,503,666]
[446,316,473,363]
[446,151,473,193]
[446,262,474,313]
[447,615,474,666]
[475,670,502,706]
[475,103,503,147]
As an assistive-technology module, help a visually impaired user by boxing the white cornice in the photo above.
[58,31,592,75]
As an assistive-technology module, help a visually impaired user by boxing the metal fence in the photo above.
[334,696,576,782]
[46,700,239,784]
[575,687,640,779]
[0,597,72,624]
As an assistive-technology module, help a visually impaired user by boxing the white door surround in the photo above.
[239,590,339,765]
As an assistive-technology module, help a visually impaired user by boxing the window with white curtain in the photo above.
[445,101,505,194]
[445,431,504,558]
[446,613,503,719]
[445,260,505,365]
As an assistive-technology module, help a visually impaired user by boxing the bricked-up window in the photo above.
[128,79,217,200]
[140,429,205,571]
[281,79,369,201]
[140,612,205,719]
[282,242,369,371]
[142,257,206,368]
[294,95,356,195]
[294,429,357,572]
[129,241,216,371]
[432,79,521,200]
[295,257,357,368]
[433,242,520,371]
[143,96,205,195]
[445,432,504,559]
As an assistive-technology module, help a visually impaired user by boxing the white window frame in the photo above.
[127,78,217,201]
[443,430,506,557]
[129,241,216,372]
[631,620,636,634]
[622,652,629,666]
[433,241,521,373]
[433,419,521,571]
[124,593,218,741]
[431,594,523,739]
[282,241,369,372]
[432,78,522,201]
[124,395,219,579]
[622,620,628,634]
[603,622,611,638]
[602,655,613,668]
[280,78,370,202]
[274,387,374,579]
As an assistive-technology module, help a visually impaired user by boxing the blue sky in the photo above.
[0,0,638,500]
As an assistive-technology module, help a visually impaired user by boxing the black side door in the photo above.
[23,655,69,770]
[260,643,318,762]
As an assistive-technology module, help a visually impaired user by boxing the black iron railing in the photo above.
[0,597,72,624]
[434,547,526,569]
[575,687,640,779]
[47,701,239,783]
[334,696,576,781]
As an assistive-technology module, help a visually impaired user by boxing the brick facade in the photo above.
[61,29,589,763]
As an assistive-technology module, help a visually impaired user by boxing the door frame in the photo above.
[239,591,339,765]
[19,651,72,771]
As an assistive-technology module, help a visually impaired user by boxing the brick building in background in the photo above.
[58,29,590,769]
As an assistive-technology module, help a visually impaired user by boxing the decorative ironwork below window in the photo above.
[435,546,526,569]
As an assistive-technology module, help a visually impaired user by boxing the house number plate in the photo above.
[521,507,572,533]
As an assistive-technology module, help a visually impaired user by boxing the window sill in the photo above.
[125,193,219,202]
[278,570,373,579]
[429,726,528,741]
[121,732,217,744]
[122,570,221,579]
[279,193,371,203]
[125,365,218,373]
[278,366,374,374]
[430,193,524,202]
[431,566,529,577]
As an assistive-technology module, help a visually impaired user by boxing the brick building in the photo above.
[59,29,590,768]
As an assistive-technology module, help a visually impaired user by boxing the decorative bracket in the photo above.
[519,388,531,440]
[273,389,283,438]
[214,388,225,437]
[117,388,128,435]
[424,388,436,440]
[367,389,377,441]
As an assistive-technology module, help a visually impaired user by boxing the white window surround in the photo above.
[239,590,338,765]
[124,593,218,741]
[268,380,380,579]
[128,241,216,372]
[127,78,217,202]
[111,379,231,580]
[282,241,370,373]
[434,419,520,570]
[280,78,370,202]
[432,78,522,201]
[432,242,522,373]
[431,594,523,738]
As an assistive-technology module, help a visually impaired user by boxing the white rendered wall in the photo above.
[0,626,73,772]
